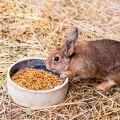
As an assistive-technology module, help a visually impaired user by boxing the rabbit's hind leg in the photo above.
[97,65,120,91]
[97,80,116,91]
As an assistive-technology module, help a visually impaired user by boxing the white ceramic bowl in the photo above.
[7,58,68,109]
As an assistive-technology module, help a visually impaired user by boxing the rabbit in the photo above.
[45,27,120,91]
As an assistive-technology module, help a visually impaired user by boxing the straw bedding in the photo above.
[0,0,120,119]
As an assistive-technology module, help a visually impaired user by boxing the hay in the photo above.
[0,0,120,119]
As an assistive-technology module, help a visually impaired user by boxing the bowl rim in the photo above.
[7,57,69,93]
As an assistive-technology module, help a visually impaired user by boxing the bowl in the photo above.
[7,58,69,109]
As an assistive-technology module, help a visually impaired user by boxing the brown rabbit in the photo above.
[46,27,120,91]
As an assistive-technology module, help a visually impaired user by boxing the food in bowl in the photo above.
[11,68,63,90]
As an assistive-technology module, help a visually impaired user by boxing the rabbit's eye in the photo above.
[54,56,60,61]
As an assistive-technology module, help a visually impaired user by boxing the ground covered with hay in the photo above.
[0,0,120,119]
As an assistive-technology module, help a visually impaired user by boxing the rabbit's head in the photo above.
[46,27,78,73]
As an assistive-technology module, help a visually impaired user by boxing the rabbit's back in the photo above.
[74,39,120,73]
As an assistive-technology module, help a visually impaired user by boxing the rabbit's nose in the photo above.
[45,61,49,68]
[44,60,47,65]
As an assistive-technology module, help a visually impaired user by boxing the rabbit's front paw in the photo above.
[60,71,73,78]
[60,72,68,78]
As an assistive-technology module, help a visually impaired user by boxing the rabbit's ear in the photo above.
[65,27,78,57]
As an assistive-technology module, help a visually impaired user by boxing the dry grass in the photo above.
[0,0,120,119]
